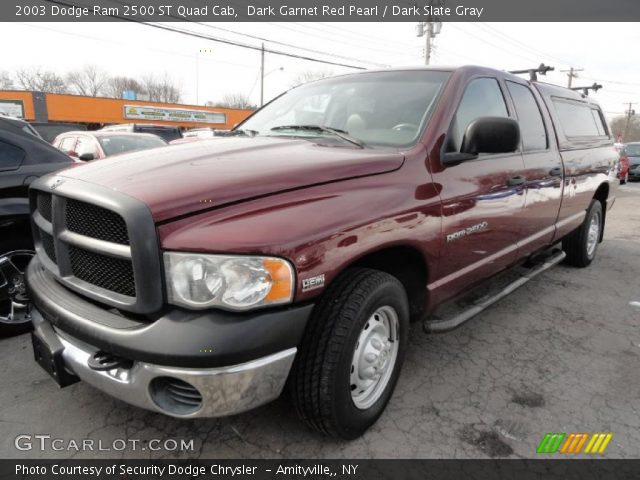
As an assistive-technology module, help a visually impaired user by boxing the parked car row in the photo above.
[52,131,167,161]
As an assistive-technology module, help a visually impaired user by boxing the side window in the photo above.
[76,136,98,158]
[0,140,26,172]
[58,136,77,155]
[552,99,606,138]
[507,81,548,151]
[591,109,608,136]
[449,78,509,152]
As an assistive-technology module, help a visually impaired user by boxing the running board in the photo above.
[424,249,566,333]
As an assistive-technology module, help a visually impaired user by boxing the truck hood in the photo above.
[57,137,405,222]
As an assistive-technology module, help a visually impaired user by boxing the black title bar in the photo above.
[4,0,640,22]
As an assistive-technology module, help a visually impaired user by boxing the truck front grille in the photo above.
[68,246,136,297]
[36,193,52,222]
[40,231,57,264]
[66,199,130,245]
[30,179,163,314]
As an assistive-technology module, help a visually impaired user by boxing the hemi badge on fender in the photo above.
[302,274,325,292]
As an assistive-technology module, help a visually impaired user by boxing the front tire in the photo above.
[563,200,603,268]
[290,268,409,439]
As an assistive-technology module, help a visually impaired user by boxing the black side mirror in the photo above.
[78,152,95,161]
[462,116,520,155]
[443,117,520,165]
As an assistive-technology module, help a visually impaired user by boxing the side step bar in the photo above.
[424,249,566,333]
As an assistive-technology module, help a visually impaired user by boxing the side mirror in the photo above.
[78,152,95,161]
[462,117,520,155]
[443,117,520,165]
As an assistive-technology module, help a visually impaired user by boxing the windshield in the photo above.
[239,70,450,148]
[624,144,640,157]
[97,135,167,157]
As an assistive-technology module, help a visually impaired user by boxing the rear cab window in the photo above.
[552,99,609,138]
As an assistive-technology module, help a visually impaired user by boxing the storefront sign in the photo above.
[123,105,226,124]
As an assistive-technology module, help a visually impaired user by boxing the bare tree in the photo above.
[610,115,640,143]
[211,93,256,110]
[66,65,109,97]
[15,67,68,93]
[105,76,146,99]
[290,69,334,88]
[142,74,182,103]
[0,71,13,89]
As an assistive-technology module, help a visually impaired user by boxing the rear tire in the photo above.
[563,200,603,268]
[289,268,409,439]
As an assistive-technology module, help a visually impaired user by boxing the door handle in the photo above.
[549,167,563,177]
[507,175,526,186]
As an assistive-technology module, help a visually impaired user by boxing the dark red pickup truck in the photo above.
[26,66,617,439]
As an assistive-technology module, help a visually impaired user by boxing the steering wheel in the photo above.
[392,123,419,132]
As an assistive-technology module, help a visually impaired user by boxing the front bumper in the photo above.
[27,257,312,418]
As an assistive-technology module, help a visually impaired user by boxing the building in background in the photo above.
[0,90,253,133]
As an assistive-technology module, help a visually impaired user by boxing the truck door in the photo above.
[505,80,563,257]
[431,77,526,300]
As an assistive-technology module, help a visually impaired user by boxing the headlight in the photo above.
[164,252,294,311]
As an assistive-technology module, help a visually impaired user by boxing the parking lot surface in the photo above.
[1,183,639,459]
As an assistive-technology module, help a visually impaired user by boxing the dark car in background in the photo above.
[53,131,167,161]
[100,123,183,142]
[0,118,72,336]
[31,122,87,144]
[0,115,43,140]
[623,142,640,181]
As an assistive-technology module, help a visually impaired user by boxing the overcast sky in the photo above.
[1,22,638,119]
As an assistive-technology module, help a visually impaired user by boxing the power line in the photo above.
[447,24,541,65]
[44,0,369,71]
[144,22,368,70]
[475,23,578,67]
[188,22,390,68]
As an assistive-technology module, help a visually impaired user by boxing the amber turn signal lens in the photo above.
[263,258,294,302]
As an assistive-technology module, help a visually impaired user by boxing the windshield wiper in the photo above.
[270,125,366,148]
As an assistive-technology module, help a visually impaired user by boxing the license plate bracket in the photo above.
[31,329,79,388]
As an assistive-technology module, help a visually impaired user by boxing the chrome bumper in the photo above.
[55,329,296,418]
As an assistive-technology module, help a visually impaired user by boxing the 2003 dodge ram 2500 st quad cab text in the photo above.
[27,66,617,439]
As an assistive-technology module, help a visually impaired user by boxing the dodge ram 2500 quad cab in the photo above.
[27,66,617,439]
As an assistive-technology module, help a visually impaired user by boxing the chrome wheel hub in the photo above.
[350,305,399,410]
[586,211,601,258]
[0,250,34,325]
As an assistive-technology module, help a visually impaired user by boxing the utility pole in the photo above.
[259,43,265,107]
[560,67,584,88]
[623,102,636,141]
[416,20,442,65]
